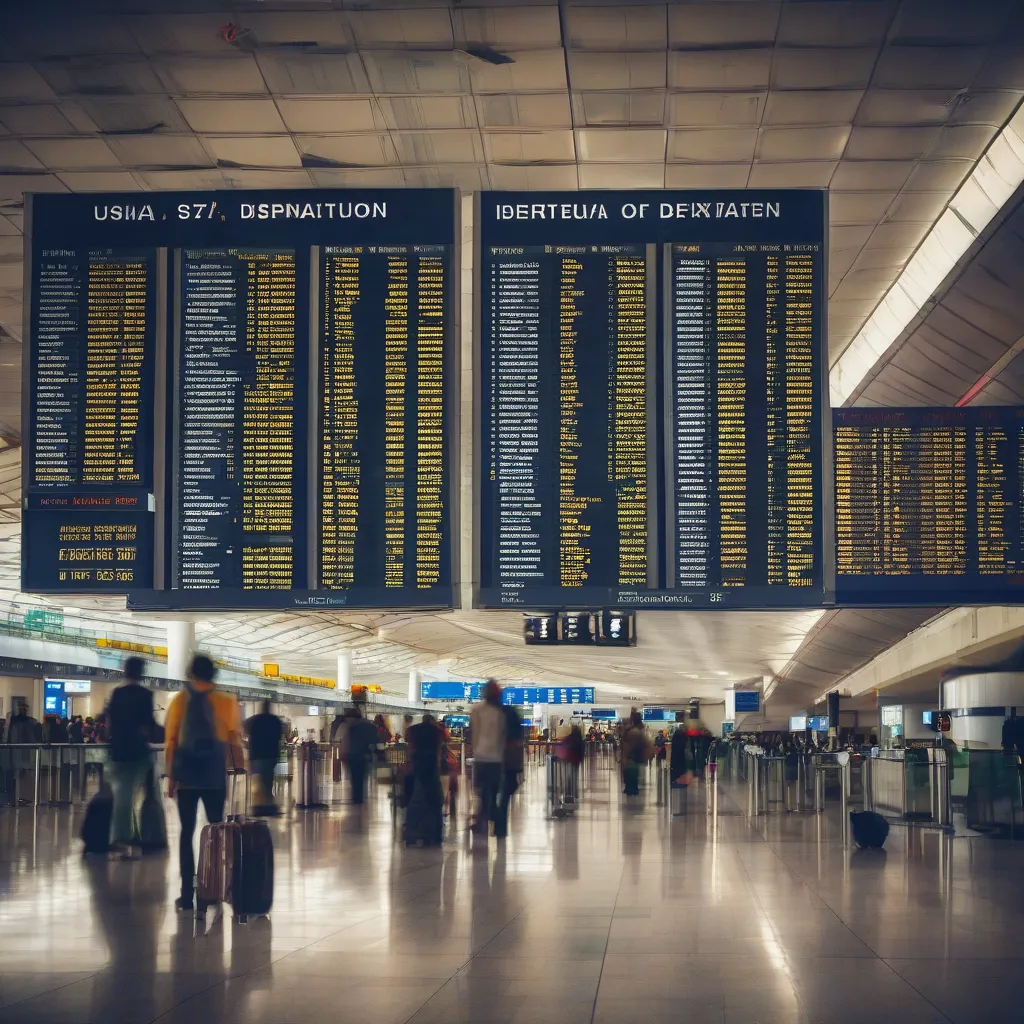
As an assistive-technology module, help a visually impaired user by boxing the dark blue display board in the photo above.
[734,690,762,713]
[807,715,829,732]
[23,190,457,609]
[502,686,596,705]
[642,707,676,722]
[591,708,617,720]
[421,681,484,701]
[835,407,1024,605]
[477,190,827,610]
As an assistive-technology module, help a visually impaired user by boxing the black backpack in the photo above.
[173,686,226,790]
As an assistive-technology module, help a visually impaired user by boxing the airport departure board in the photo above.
[477,190,827,609]
[834,407,1024,604]
[24,190,456,609]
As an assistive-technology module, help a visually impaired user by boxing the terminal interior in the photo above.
[4,2,1024,1022]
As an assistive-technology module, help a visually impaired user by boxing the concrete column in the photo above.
[166,621,195,683]
[337,652,352,695]
[408,668,419,704]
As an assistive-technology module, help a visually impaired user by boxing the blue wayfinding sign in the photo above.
[734,691,761,713]
[420,682,484,701]
[502,686,595,706]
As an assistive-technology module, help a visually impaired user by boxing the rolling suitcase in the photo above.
[196,775,274,920]
[850,810,890,849]
[81,785,113,855]
[134,768,167,853]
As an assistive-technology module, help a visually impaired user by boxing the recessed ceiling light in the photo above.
[714,671,729,677]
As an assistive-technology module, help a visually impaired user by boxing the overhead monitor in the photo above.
[590,708,617,720]
[834,407,1024,604]
[734,690,762,713]
[420,681,484,702]
[23,190,457,611]
[807,715,829,732]
[789,715,807,731]
[642,707,675,722]
[501,686,596,706]
[476,189,827,611]
[61,680,92,694]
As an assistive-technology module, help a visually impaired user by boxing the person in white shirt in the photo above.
[469,680,507,835]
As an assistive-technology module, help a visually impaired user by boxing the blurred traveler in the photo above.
[621,712,651,796]
[105,656,157,859]
[44,714,70,744]
[402,713,415,741]
[164,654,243,912]
[373,713,392,744]
[495,702,524,839]
[245,699,283,815]
[7,704,42,744]
[342,706,378,805]
[654,729,667,763]
[93,713,108,744]
[68,716,84,744]
[670,719,693,787]
[469,680,507,835]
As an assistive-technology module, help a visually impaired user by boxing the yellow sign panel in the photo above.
[96,638,168,658]
[263,663,280,678]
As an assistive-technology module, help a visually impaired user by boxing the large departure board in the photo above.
[24,190,456,608]
[834,407,1024,604]
[477,190,827,609]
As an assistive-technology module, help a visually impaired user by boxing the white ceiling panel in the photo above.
[757,126,851,162]
[929,124,1000,160]
[904,158,976,191]
[489,164,579,190]
[668,128,756,164]
[569,52,666,91]
[349,8,453,48]
[0,103,96,136]
[845,125,941,162]
[830,192,897,224]
[177,99,286,135]
[665,163,750,188]
[0,174,66,201]
[306,167,406,187]
[579,163,665,188]
[202,136,302,169]
[577,128,666,163]
[484,130,575,164]
[155,57,267,96]
[873,46,989,91]
[243,12,358,50]
[136,169,227,190]
[776,1,896,48]
[392,131,484,165]
[669,49,772,92]
[746,162,837,188]
[476,93,572,129]
[890,0,1007,46]
[256,54,371,95]
[123,14,234,55]
[950,89,1024,127]
[468,50,567,93]
[365,52,470,95]
[217,169,312,189]
[23,137,118,170]
[382,96,475,131]
[77,97,190,135]
[0,65,59,103]
[565,6,667,51]
[401,164,490,190]
[831,159,915,191]
[771,47,878,90]
[669,91,765,128]
[669,2,780,47]
[857,88,959,127]
[833,266,904,300]
[455,6,562,49]
[37,60,164,98]
[764,90,863,126]
[277,99,380,134]
[0,140,46,171]
[578,92,666,128]
[295,134,396,167]
[0,215,21,236]
[884,191,953,223]
[55,171,143,192]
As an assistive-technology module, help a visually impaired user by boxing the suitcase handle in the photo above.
[226,769,250,821]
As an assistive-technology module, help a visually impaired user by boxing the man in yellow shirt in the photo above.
[164,654,243,912]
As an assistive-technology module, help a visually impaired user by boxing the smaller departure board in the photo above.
[834,407,1024,604]
[24,238,156,592]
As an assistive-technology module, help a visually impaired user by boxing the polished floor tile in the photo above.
[1,759,1022,1022]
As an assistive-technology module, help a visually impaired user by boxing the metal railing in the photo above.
[862,748,952,832]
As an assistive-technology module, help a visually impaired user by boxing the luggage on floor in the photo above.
[850,810,890,849]
[81,785,113,855]
[404,775,443,846]
[134,769,167,852]
[197,817,274,918]
[196,774,274,918]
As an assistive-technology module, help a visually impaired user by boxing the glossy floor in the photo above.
[1,760,1022,1023]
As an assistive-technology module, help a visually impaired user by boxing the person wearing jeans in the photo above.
[469,680,507,835]
[106,656,156,859]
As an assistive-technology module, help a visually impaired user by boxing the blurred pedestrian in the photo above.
[621,712,651,796]
[106,656,157,860]
[469,680,506,835]
[7,704,42,744]
[68,716,84,743]
[164,654,243,912]
[342,707,378,805]
[495,702,524,839]
[245,699,283,815]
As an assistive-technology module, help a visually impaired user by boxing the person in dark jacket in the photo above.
[495,704,524,839]
[7,705,43,744]
[670,721,692,786]
[245,700,283,815]
[343,707,379,805]
[106,656,157,859]
[44,715,70,744]
[68,716,84,743]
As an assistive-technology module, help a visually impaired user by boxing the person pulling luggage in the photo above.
[164,654,244,912]
[105,656,158,859]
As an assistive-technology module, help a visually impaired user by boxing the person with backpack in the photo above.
[164,654,243,912]
[105,655,157,859]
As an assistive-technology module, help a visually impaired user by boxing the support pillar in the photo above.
[166,621,195,683]
[409,669,419,704]
[337,652,352,703]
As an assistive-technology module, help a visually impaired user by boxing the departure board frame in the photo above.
[23,190,459,610]
[475,190,830,611]
[834,406,1024,606]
